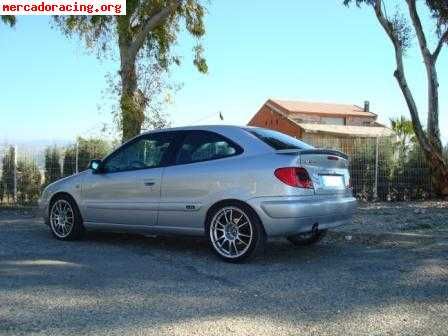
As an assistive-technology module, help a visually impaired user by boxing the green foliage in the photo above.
[62,147,76,177]
[54,0,208,81]
[63,138,112,176]
[0,147,42,205]
[0,146,16,202]
[310,136,433,201]
[348,137,432,201]
[44,146,62,186]
[54,0,208,141]
[16,159,41,204]
[390,116,416,160]
[145,108,171,130]
[1,16,16,27]
[425,0,448,31]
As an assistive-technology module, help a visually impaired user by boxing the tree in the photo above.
[44,146,62,185]
[345,0,448,195]
[1,16,16,27]
[390,116,416,159]
[104,56,175,135]
[54,0,208,142]
[62,146,77,177]
[63,138,112,176]
[0,146,15,202]
[17,160,41,204]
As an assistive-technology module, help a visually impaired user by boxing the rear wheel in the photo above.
[49,195,84,240]
[287,229,327,246]
[206,203,265,262]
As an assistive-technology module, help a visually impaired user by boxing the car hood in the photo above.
[43,170,89,193]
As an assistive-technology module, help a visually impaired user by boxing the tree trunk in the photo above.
[426,153,448,197]
[426,60,442,151]
[120,60,146,142]
[373,0,448,197]
[118,25,147,143]
[394,67,448,197]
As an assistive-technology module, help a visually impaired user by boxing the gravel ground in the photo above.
[338,200,448,235]
[1,211,448,336]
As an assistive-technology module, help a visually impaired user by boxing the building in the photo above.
[248,99,394,152]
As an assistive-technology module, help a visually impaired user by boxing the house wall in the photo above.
[346,115,376,126]
[286,112,320,123]
[293,113,376,126]
[247,105,302,138]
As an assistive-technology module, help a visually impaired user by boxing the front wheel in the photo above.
[49,195,84,240]
[206,203,265,262]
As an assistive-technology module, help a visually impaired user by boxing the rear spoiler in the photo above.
[275,149,348,160]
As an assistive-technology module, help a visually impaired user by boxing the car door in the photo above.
[158,130,243,231]
[81,132,178,227]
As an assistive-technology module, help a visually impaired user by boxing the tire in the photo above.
[287,229,327,246]
[206,202,266,262]
[49,194,84,241]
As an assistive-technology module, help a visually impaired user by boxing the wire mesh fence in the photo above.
[0,135,439,207]
[0,139,114,207]
[303,135,434,201]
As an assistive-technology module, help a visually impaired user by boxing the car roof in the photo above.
[140,124,248,134]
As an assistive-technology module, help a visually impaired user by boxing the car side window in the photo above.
[103,133,174,173]
[176,131,242,165]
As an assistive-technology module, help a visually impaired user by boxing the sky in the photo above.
[0,0,447,145]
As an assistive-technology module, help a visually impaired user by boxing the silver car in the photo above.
[40,125,357,262]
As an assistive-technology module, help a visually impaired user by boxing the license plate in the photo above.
[321,175,344,188]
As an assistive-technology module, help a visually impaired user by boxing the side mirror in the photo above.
[89,159,103,174]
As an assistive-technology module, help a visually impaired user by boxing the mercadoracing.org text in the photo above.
[0,0,125,15]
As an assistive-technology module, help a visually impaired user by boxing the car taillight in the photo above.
[274,167,313,189]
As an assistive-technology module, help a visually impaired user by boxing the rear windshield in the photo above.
[245,128,314,150]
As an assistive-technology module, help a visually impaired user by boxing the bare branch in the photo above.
[406,0,432,63]
[433,29,448,61]
[129,1,180,60]
[373,0,397,46]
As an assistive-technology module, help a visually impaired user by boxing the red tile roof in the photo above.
[268,99,377,118]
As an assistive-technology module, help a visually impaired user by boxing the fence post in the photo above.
[75,141,79,174]
[12,145,17,203]
[373,137,379,200]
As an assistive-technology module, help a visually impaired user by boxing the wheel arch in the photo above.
[204,199,266,235]
[48,192,83,221]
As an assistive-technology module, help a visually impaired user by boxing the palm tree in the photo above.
[390,116,416,159]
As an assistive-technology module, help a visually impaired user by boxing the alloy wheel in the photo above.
[50,199,75,239]
[210,206,253,259]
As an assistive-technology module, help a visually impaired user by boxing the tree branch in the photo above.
[129,1,180,60]
[406,0,432,64]
[406,0,443,149]
[373,0,430,153]
[433,29,448,62]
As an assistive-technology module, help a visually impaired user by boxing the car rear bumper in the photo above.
[247,195,357,237]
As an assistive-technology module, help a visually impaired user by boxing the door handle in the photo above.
[143,181,155,187]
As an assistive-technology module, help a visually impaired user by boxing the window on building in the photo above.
[320,117,345,125]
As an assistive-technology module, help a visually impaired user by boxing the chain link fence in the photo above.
[0,136,440,207]
[0,139,113,207]
[303,135,434,201]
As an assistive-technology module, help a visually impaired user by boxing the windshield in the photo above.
[245,128,314,150]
